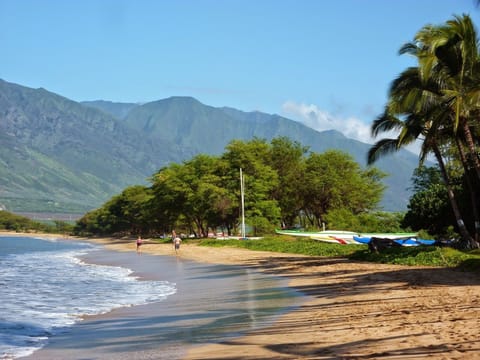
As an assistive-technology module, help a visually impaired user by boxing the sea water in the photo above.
[0,236,176,359]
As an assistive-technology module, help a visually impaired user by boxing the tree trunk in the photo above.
[461,120,480,181]
[433,143,476,248]
[456,139,480,246]
[304,210,316,228]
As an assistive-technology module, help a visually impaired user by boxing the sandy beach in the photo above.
[7,233,480,359]
[100,238,480,360]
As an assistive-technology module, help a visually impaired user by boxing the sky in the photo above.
[1,0,479,147]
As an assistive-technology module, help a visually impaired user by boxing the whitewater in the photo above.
[0,236,176,359]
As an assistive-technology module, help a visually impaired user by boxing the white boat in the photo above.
[276,229,423,245]
[276,229,359,241]
[359,232,418,239]
[310,234,362,244]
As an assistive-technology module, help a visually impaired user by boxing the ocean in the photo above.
[0,236,176,359]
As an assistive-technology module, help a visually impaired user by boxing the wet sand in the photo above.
[7,233,480,359]
[23,239,302,360]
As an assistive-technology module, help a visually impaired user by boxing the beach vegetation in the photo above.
[198,236,362,257]
[402,167,457,237]
[198,236,480,270]
[299,150,385,229]
[350,246,480,271]
[324,208,404,233]
[0,210,74,234]
[75,137,385,237]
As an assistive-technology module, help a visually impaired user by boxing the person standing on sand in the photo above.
[136,236,143,254]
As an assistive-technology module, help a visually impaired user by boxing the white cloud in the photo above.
[281,100,423,156]
[281,100,375,144]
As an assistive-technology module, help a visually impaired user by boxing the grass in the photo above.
[350,246,479,268]
[199,237,362,257]
[197,235,480,271]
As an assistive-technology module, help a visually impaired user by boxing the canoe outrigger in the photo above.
[275,229,434,246]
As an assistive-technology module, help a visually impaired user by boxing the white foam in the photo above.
[0,245,176,359]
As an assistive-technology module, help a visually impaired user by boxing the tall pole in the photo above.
[240,168,246,239]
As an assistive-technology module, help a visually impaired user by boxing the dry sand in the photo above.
[95,237,480,359]
[6,233,480,359]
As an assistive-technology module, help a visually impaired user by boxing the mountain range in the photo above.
[0,79,418,214]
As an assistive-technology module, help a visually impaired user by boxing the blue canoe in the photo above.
[353,236,436,246]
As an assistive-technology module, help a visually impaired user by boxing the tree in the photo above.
[150,155,227,237]
[419,15,480,180]
[74,185,153,236]
[403,183,452,235]
[368,15,479,248]
[108,185,153,235]
[301,150,385,229]
[149,164,185,234]
[403,167,452,234]
[410,165,444,193]
[403,165,476,239]
[75,207,114,235]
[268,137,308,227]
[179,155,227,237]
[324,208,403,233]
[75,139,384,237]
[409,15,480,244]
[222,138,281,235]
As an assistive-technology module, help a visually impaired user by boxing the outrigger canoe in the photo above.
[276,229,435,246]
[310,234,362,244]
[275,229,359,239]
[353,236,435,246]
[359,232,418,239]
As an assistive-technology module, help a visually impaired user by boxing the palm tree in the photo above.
[409,15,480,180]
[368,52,477,247]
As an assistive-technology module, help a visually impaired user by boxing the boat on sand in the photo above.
[276,229,435,246]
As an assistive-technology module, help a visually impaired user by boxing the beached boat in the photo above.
[310,234,362,245]
[276,229,362,244]
[307,235,346,244]
[275,229,359,239]
[359,232,418,239]
[276,229,435,246]
[353,235,436,246]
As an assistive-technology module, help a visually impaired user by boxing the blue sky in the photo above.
[1,0,479,145]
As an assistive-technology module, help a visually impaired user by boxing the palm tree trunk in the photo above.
[456,139,480,246]
[432,143,475,247]
[461,120,480,180]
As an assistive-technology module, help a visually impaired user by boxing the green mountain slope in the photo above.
[123,97,248,155]
[0,80,181,212]
[0,80,418,213]
[81,100,140,120]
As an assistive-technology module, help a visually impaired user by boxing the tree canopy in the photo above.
[74,137,385,237]
[369,14,480,248]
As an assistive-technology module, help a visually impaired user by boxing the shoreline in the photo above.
[4,233,303,359]
[4,232,480,359]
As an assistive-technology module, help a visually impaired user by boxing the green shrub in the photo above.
[199,236,364,257]
[199,235,480,271]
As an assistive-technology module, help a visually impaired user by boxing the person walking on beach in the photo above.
[136,235,143,254]
[173,233,182,253]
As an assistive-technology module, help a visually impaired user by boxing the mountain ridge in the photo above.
[82,95,418,211]
[0,79,417,213]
